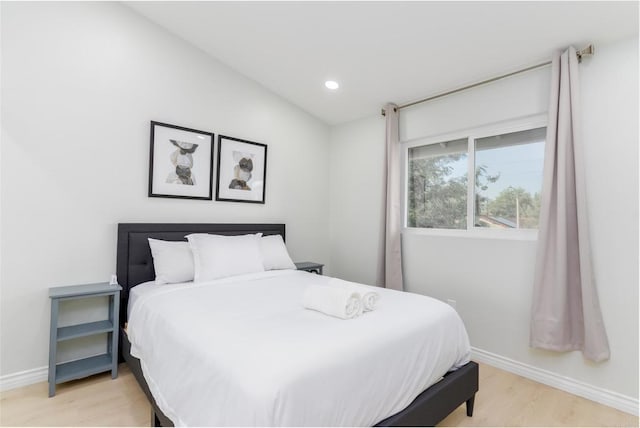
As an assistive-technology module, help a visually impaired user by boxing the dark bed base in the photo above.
[121,328,477,427]
[375,362,478,427]
[116,223,478,427]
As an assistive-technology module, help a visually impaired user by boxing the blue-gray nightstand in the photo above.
[48,282,122,397]
[295,262,324,275]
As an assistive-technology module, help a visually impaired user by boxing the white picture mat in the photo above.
[217,137,265,201]
[151,125,212,198]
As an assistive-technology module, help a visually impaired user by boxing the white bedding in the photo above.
[127,270,471,427]
[127,280,156,319]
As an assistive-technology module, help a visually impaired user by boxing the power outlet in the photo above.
[446,299,457,309]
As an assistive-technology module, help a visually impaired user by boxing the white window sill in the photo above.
[402,226,538,241]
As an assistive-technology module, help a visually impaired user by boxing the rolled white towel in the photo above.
[360,289,380,312]
[303,284,362,319]
[329,278,380,312]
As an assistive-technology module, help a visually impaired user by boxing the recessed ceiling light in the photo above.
[325,80,339,90]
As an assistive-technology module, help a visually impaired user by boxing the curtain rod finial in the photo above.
[577,44,594,63]
[381,106,398,116]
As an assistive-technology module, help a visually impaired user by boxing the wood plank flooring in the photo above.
[0,362,637,426]
[439,363,638,427]
[0,366,149,426]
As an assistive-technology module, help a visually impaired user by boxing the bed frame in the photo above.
[116,223,478,427]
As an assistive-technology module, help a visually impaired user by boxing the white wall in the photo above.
[329,36,638,401]
[329,115,386,286]
[0,2,330,377]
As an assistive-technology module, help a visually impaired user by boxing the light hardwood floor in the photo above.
[0,362,637,427]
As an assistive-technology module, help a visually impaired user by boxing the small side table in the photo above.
[295,262,324,275]
[48,282,122,397]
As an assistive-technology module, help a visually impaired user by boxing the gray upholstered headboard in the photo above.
[116,223,286,325]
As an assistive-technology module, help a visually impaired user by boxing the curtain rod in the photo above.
[382,44,594,116]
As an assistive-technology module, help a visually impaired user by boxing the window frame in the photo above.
[401,113,547,240]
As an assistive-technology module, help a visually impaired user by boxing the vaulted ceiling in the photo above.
[127,1,638,125]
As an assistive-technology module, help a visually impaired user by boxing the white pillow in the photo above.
[260,235,296,270]
[186,233,264,282]
[147,238,195,285]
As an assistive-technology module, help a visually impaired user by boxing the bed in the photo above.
[117,223,478,427]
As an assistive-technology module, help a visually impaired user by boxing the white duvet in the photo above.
[127,270,470,427]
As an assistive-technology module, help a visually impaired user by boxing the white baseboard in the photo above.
[0,366,48,392]
[471,347,639,416]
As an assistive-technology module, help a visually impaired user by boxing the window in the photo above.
[407,138,468,229]
[474,127,545,229]
[405,121,546,232]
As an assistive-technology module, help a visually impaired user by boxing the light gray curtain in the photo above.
[530,47,610,362]
[376,103,404,291]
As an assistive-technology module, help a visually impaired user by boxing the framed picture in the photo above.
[148,121,214,200]
[216,135,267,204]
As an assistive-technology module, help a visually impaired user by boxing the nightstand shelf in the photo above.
[295,261,324,275]
[57,320,115,342]
[48,282,121,397]
[55,353,113,383]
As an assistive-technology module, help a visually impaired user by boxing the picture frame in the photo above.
[148,121,214,200]
[216,135,267,204]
